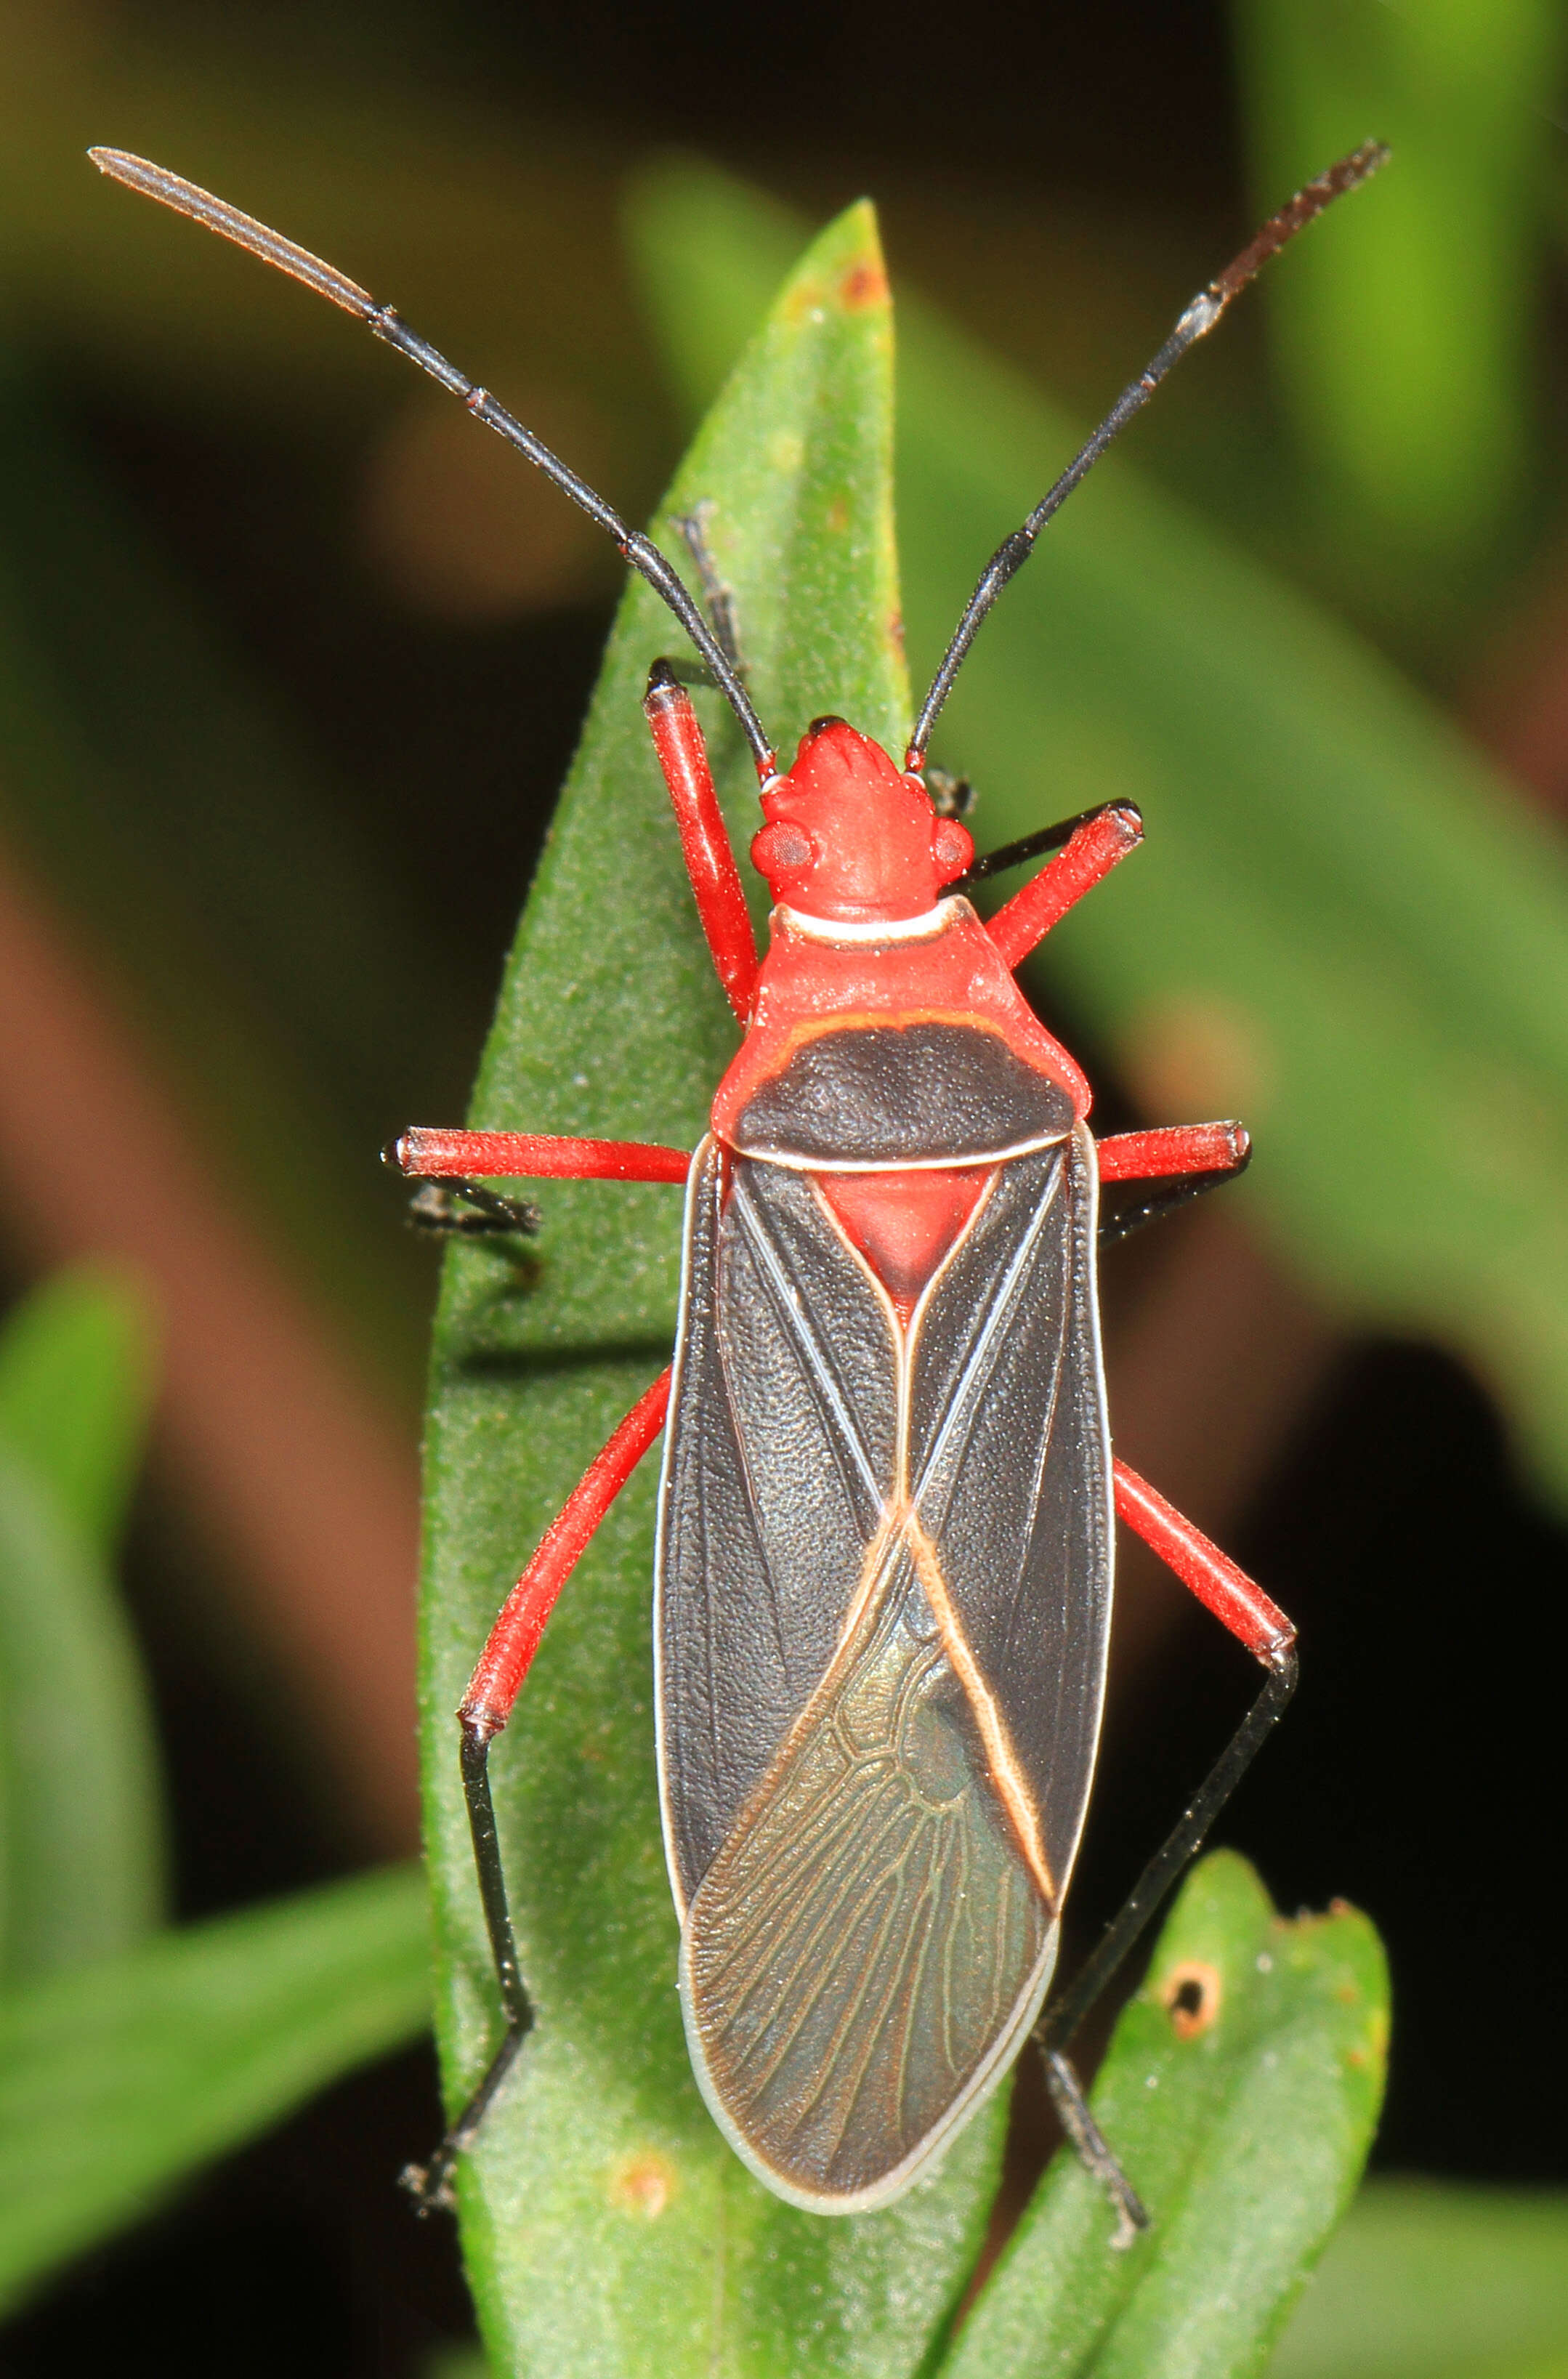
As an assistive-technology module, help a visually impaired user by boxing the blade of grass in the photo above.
[420,200,1006,2379]
[0,1269,165,1980]
[0,1862,428,2314]
[631,162,1568,1516]
[939,1851,1388,2379]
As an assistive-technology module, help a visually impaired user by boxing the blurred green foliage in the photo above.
[1234,0,1566,605]
[0,1270,428,2313]
[0,1267,164,1979]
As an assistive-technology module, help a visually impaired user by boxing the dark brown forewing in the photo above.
[660,1136,1108,2207]
[656,1144,897,1905]
[908,1128,1112,1902]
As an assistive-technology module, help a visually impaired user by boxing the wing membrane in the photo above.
[682,1538,1053,2209]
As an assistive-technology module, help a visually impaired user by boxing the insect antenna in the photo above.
[88,148,778,776]
[905,140,1389,770]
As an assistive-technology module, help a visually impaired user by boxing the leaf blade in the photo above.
[0,1862,429,2314]
[940,1851,1389,2378]
[0,1263,155,1551]
[420,200,1005,2378]
[0,1269,166,1981]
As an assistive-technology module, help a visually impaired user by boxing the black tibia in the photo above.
[953,801,1144,893]
[1035,1645,1299,2067]
[401,1722,535,2215]
[1043,2049,1149,2244]
[405,1179,542,1237]
[671,506,745,679]
[1098,1159,1250,1250]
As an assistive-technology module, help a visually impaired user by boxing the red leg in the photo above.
[464,1368,672,1735]
[1036,1461,1297,2080]
[1097,1121,1249,1184]
[987,802,1142,972]
[394,1128,690,1184]
[644,663,760,1022]
[405,1369,671,2211]
[1112,1458,1292,1656]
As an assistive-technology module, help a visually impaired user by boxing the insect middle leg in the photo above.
[389,1129,692,1235]
[403,1369,672,2212]
[1096,1120,1252,1247]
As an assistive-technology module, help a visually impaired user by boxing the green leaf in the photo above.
[942,1851,1388,2379]
[0,1862,429,2314]
[1272,2177,1568,2379]
[0,1263,155,1552]
[1232,0,1566,575]
[420,201,1004,2379]
[0,1269,166,1982]
[630,162,1568,1517]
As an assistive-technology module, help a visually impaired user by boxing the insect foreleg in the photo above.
[403,1368,672,2213]
[643,664,761,1020]
[956,801,1136,889]
[392,1127,692,1184]
[986,802,1144,970]
[388,1131,690,1236]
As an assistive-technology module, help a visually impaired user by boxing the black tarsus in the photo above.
[905,142,1389,766]
[1043,2049,1149,2245]
[402,1721,535,2213]
[87,148,777,772]
[405,1178,543,1238]
[672,504,746,680]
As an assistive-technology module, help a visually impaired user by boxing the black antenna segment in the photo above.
[89,148,778,776]
[905,140,1389,770]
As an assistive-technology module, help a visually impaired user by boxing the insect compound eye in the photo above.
[931,817,974,881]
[751,819,818,876]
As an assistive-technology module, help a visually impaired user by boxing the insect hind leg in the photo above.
[1042,2049,1148,2246]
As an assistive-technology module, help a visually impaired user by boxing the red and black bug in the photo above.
[93,139,1386,2224]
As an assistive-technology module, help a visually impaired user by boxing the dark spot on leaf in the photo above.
[1162,1958,1222,2040]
